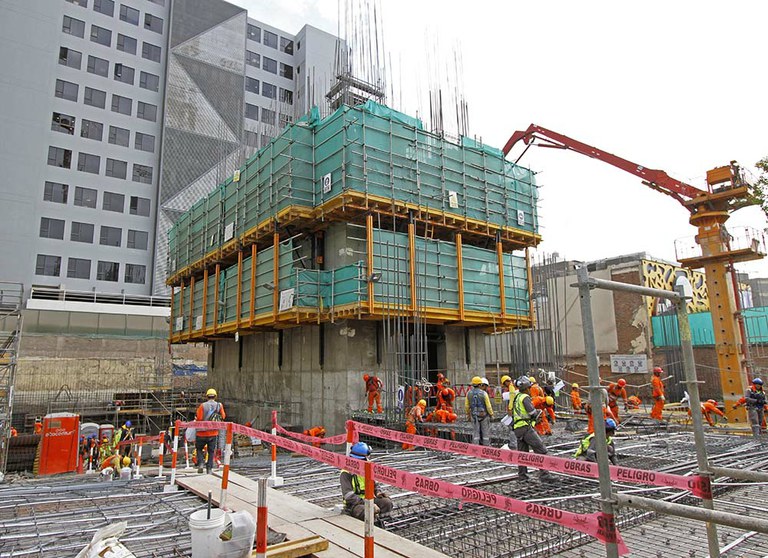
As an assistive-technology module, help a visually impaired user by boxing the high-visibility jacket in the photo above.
[511,392,537,429]
[574,433,616,463]
[465,387,493,419]
[340,470,378,509]
[365,376,383,393]
[607,384,627,405]
[651,375,665,398]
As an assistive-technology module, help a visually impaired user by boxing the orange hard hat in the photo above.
[441,388,450,396]
[245,421,252,427]
[617,379,626,387]
[653,367,663,375]
[437,373,444,380]
[363,374,370,381]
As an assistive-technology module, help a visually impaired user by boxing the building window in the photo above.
[93,0,114,16]
[80,119,103,141]
[247,24,261,42]
[67,258,91,279]
[142,42,161,62]
[245,77,259,94]
[279,88,293,105]
[111,94,132,115]
[124,263,146,284]
[263,30,278,49]
[129,196,150,216]
[261,108,276,126]
[279,113,293,128]
[144,13,163,34]
[280,37,294,55]
[279,63,293,80]
[55,79,78,102]
[97,260,119,281]
[139,71,159,92]
[90,24,112,46]
[62,15,85,38]
[260,133,271,148]
[262,82,276,99]
[147,0,165,5]
[119,5,139,25]
[52,112,76,135]
[100,225,122,246]
[108,125,130,147]
[137,101,157,122]
[105,158,127,179]
[102,192,124,212]
[132,164,153,184]
[70,221,95,243]
[245,131,259,148]
[263,57,277,74]
[44,182,69,204]
[134,132,155,152]
[40,217,65,240]
[87,55,109,77]
[117,33,137,54]
[246,51,260,68]
[245,103,259,121]
[36,255,61,277]
[113,63,135,84]
[59,46,82,69]
[84,87,107,109]
[77,152,101,174]
[47,146,72,168]
[66,0,88,7]
[127,229,148,250]
[74,186,97,208]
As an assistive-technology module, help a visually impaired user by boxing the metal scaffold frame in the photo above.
[0,282,23,477]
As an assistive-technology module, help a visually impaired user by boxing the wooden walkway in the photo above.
[177,471,449,558]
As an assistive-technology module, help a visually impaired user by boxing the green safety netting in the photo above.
[652,306,768,347]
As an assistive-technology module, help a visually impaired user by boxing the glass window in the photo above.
[144,13,163,34]
[62,15,85,38]
[134,132,155,152]
[244,103,258,121]
[108,125,130,147]
[59,46,82,69]
[132,164,153,184]
[260,133,271,147]
[279,113,293,128]
[36,255,61,277]
[280,37,294,55]
[246,51,260,68]
[260,108,276,125]
[80,119,103,141]
[263,30,278,49]
[129,196,150,216]
[52,112,76,135]
[140,71,159,92]
[40,217,65,240]
[44,181,69,204]
[147,0,165,5]
[84,87,106,109]
[105,158,127,179]
[127,229,148,250]
[67,257,91,279]
[119,5,139,25]
[245,130,259,148]
[279,88,293,105]
[245,77,259,94]
[90,24,112,46]
[111,94,132,115]
[102,192,124,212]
[97,260,119,281]
[93,0,114,16]
[247,24,261,42]
[263,57,277,74]
[142,42,161,62]
[124,263,146,284]
[117,33,137,54]
[113,63,135,85]
[70,222,94,243]
[77,152,101,174]
[47,146,72,168]
[100,225,121,246]
[279,63,293,80]
[87,55,109,77]
[55,79,78,102]
[262,82,276,99]
[137,101,157,122]
[74,186,97,208]
[66,0,88,7]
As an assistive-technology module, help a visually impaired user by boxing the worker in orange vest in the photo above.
[404,384,423,414]
[570,383,583,412]
[691,400,726,427]
[532,395,556,436]
[586,402,616,435]
[363,374,383,414]
[529,376,544,399]
[34,418,43,435]
[403,399,426,450]
[606,379,628,423]
[303,426,326,447]
[627,395,642,409]
[437,384,456,412]
[650,367,666,420]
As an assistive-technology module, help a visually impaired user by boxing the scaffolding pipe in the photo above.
[710,466,768,483]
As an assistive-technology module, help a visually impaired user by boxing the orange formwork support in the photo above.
[408,222,416,312]
[213,263,220,334]
[202,268,209,335]
[249,244,257,325]
[526,247,535,328]
[497,238,506,318]
[188,276,195,336]
[273,232,280,320]
[236,250,243,329]
[456,233,465,322]
[367,214,375,312]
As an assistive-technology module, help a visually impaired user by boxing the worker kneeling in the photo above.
[511,376,553,482]
[574,419,618,465]
[340,442,393,523]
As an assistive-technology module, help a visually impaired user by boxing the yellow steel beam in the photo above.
[169,285,175,344]
[179,279,184,339]
[366,214,375,312]
[456,233,465,322]
[188,276,195,336]
[249,244,256,326]
[202,268,208,335]
[236,250,243,330]
[213,263,220,335]
[497,240,506,318]
[273,232,280,321]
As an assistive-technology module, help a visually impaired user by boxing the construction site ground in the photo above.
[2,410,768,557]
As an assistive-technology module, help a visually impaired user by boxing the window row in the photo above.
[244,79,292,104]
[36,254,147,283]
[54,80,158,121]
[52,112,155,152]
[60,47,161,89]
[62,16,163,59]
[245,52,293,80]
[47,147,154,184]
[63,5,163,35]
[43,182,152,218]
[40,217,150,247]
[246,24,293,54]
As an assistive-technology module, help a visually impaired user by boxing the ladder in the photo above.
[0,283,23,477]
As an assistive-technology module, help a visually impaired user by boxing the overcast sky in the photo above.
[242,0,768,277]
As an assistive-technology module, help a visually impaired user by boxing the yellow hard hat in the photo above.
[418,399,427,407]
[528,376,537,384]
[122,456,131,467]
[206,388,217,397]
[471,376,482,386]
[572,383,579,388]
[545,396,554,406]
[501,375,512,385]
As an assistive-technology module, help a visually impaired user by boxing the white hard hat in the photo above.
[481,377,489,386]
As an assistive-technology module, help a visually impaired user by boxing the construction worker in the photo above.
[436,372,446,390]
[693,400,726,427]
[403,399,426,450]
[606,379,628,423]
[119,456,133,480]
[570,383,583,412]
[500,375,518,450]
[650,367,666,421]
[626,395,642,410]
[511,376,553,482]
[113,421,134,457]
[465,376,494,446]
[437,385,456,412]
[532,395,556,436]
[739,378,766,436]
[364,374,383,414]
[195,388,226,474]
[34,418,43,435]
[574,418,618,465]
[340,442,393,522]
[529,376,544,399]
[404,384,423,414]
[585,401,615,435]
[303,426,326,447]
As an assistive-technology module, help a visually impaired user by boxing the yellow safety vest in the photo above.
[512,393,535,429]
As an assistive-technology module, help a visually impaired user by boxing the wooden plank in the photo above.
[323,515,449,558]
[263,536,328,558]
[297,519,406,558]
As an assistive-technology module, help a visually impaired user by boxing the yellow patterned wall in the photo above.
[641,259,709,315]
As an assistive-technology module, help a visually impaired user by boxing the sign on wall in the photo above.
[610,354,648,374]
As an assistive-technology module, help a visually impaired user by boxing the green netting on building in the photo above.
[652,307,768,347]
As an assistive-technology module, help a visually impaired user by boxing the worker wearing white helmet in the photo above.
[195,388,226,474]
[465,376,494,446]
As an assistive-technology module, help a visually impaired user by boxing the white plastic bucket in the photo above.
[189,509,256,558]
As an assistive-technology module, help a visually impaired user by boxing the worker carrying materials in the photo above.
[195,388,226,474]
[570,383,583,412]
[606,379,628,423]
[364,374,383,414]
[303,426,326,447]
[511,376,553,482]
[113,421,134,457]
[403,400,426,450]
[465,376,494,446]
[739,378,766,436]
[650,367,666,421]
[574,419,618,465]
[340,442,393,522]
